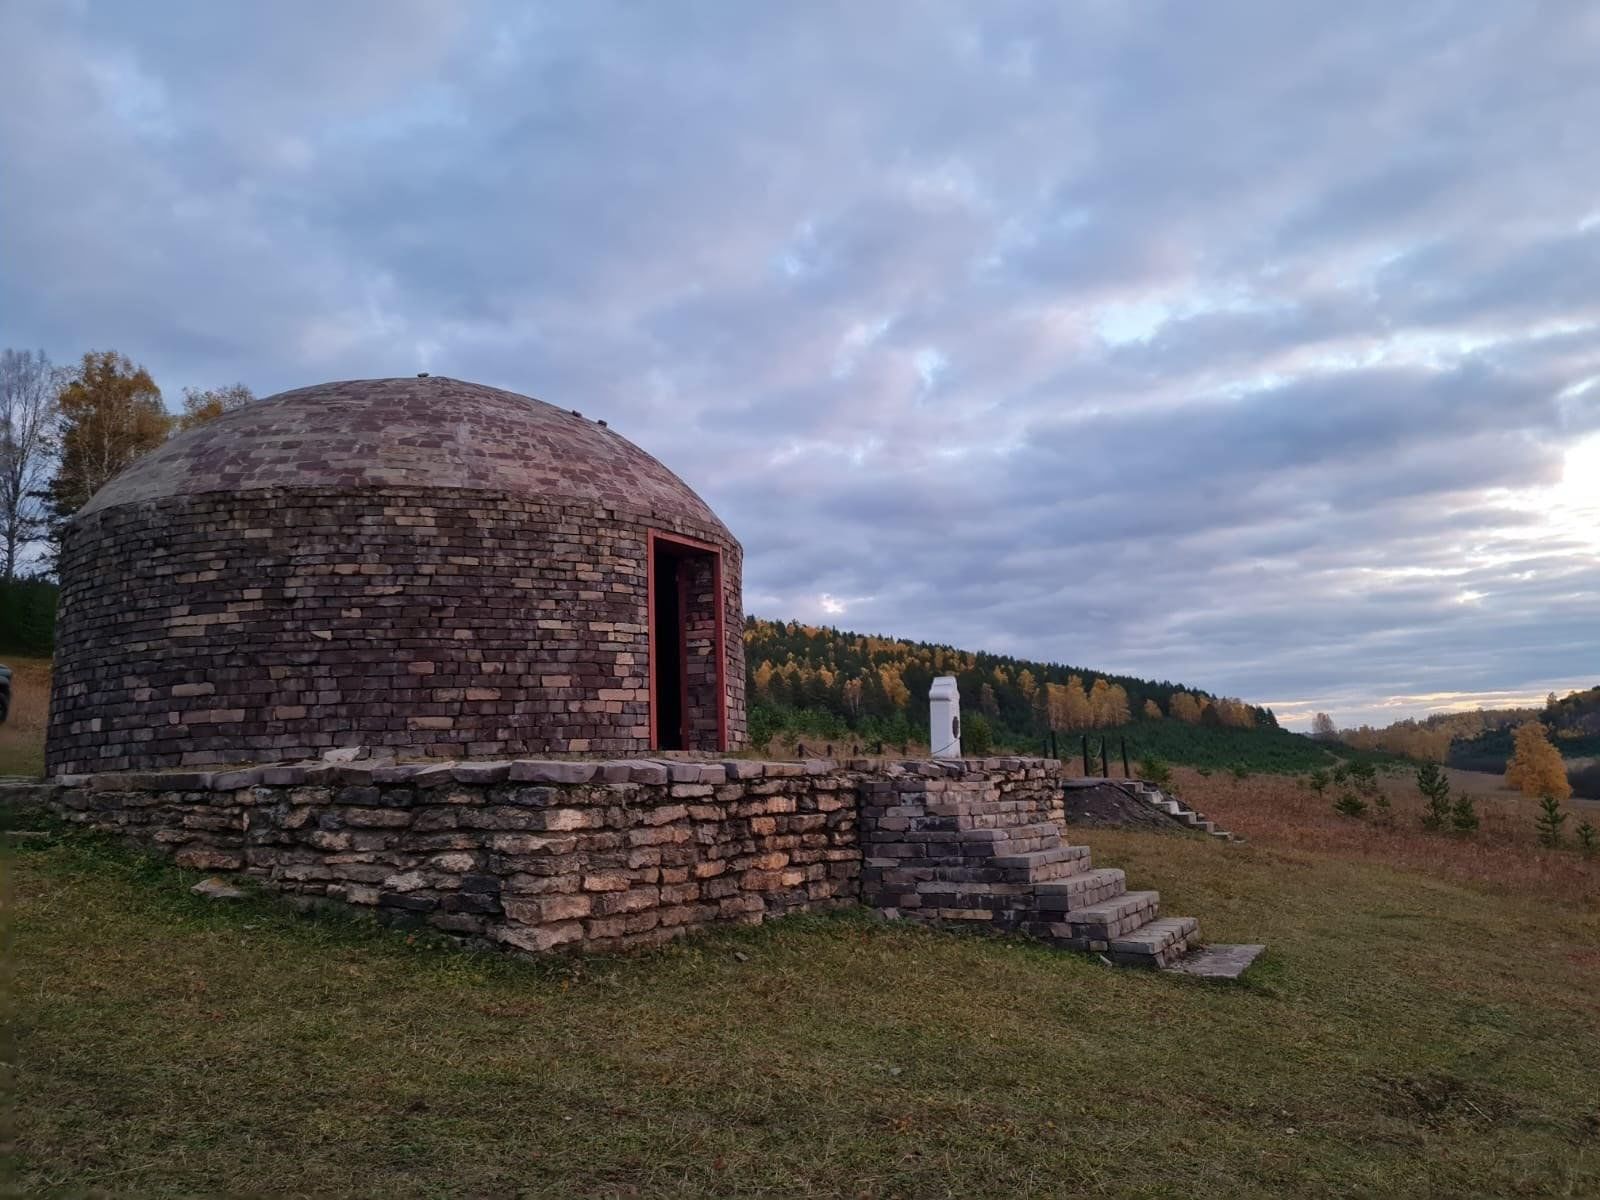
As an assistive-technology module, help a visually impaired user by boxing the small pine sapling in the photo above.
[1230,763,1250,781]
[1374,791,1393,824]
[1137,756,1173,790]
[1451,792,1479,835]
[1416,761,1452,832]
[1348,760,1378,796]
[1577,821,1597,860]
[1334,790,1367,818]
[1535,794,1568,848]
[1331,762,1349,786]
[1307,768,1329,795]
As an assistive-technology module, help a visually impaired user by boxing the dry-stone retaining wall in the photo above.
[17,756,1064,955]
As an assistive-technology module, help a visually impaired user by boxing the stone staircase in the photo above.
[1074,777,1244,842]
[860,767,1260,974]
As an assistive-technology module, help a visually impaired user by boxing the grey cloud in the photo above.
[3,0,1598,727]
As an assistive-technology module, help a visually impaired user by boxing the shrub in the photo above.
[1417,762,1452,832]
[1451,793,1479,835]
[1576,821,1597,860]
[1348,760,1378,795]
[1534,795,1568,848]
[1307,768,1329,795]
[1331,763,1349,786]
[964,713,994,756]
[1137,756,1173,789]
[1334,791,1367,818]
[746,704,783,751]
[1230,763,1250,781]
[1373,792,1393,824]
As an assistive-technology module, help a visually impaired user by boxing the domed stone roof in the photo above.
[80,376,728,534]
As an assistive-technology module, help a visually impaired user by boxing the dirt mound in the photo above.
[1064,782,1185,830]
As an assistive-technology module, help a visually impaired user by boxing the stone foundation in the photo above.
[16,756,1064,955]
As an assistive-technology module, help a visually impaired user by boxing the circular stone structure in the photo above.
[46,376,745,774]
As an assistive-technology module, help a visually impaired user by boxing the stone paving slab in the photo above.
[1164,943,1267,980]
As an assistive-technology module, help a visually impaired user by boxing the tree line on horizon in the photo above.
[743,616,1279,751]
[0,346,255,581]
[1307,686,1600,765]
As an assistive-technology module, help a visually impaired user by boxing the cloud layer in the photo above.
[4,0,1598,726]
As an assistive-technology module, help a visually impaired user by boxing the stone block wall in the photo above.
[19,756,1064,956]
[48,486,746,774]
[36,757,854,953]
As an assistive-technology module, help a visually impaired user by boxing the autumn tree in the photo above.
[1016,669,1037,704]
[1169,692,1202,724]
[48,351,172,526]
[0,348,59,579]
[1310,712,1337,740]
[178,383,255,430]
[1142,698,1162,720]
[1504,721,1571,801]
[877,663,910,709]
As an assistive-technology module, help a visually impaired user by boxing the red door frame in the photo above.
[645,530,727,752]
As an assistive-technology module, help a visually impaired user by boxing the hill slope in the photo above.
[743,617,1336,768]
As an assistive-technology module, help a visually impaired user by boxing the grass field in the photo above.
[0,654,50,777]
[7,774,1599,1198]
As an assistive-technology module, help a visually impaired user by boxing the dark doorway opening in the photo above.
[651,541,686,750]
[648,532,726,752]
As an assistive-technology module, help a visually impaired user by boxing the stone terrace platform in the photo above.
[2,756,1261,975]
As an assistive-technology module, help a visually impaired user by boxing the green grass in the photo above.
[1088,720,1396,774]
[7,817,1599,1198]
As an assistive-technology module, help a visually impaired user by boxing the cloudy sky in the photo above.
[4,1,1598,728]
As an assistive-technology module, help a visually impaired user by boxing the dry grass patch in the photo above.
[1175,767,1600,906]
[0,654,50,778]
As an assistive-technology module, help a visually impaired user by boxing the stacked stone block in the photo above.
[30,757,855,954]
[858,759,1202,968]
[12,755,1214,967]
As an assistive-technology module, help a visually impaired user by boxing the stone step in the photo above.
[1024,853,1094,882]
[1108,915,1201,968]
[983,821,1063,844]
[1030,868,1126,911]
[990,844,1090,876]
[1057,889,1161,941]
[1165,942,1265,979]
[983,833,1064,858]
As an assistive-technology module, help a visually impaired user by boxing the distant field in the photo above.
[1,654,51,777]
[1176,767,1600,904]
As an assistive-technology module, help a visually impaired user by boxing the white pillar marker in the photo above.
[929,675,961,759]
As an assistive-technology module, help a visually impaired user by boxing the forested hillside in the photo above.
[743,617,1281,754]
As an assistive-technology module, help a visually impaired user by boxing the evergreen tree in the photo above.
[1417,761,1452,831]
[1534,794,1568,848]
[1334,790,1367,818]
[1450,793,1479,834]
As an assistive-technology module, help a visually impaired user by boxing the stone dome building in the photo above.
[46,376,745,774]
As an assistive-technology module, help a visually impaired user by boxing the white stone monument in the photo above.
[929,675,961,759]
